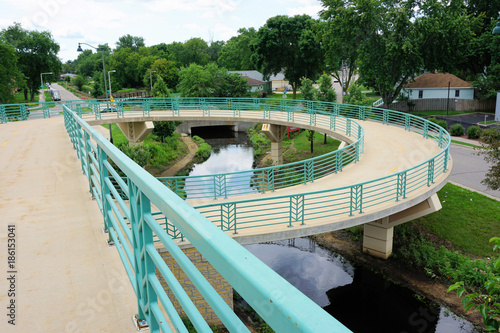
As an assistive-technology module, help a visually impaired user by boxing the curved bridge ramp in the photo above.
[76,99,451,259]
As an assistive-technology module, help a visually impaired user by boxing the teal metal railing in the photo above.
[68,98,365,200]
[63,105,352,333]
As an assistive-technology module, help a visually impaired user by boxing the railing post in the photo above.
[20,104,28,121]
[405,114,411,131]
[99,146,113,241]
[0,105,6,124]
[304,160,314,184]
[423,121,429,139]
[337,150,343,172]
[330,114,336,131]
[350,184,363,216]
[128,183,154,330]
[438,128,444,148]
[346,118,352,136]
[262,168,274,193]
[444,147,449,172]
[289,195,305,227]
[396,171,407,201]
[83,131,94,197]
[143,99,151,116]
[221,203,237,234]
[42,102,50,118]
[427,159,435,186]
[214,175,227,199]
[383,109,389,125]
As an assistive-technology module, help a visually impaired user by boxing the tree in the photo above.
[116,34,145,51]
[300,77,316,101]
[207,40,225,63]
[2,23,61,101]
[218,28,257,70]
[306,130,315,153]
[0,40,22,104]
[319,0,364,96]
[152,76,170,98]
[344,82,370,106]
[253,15,324,99]
[315,73,337,102]
[181,38,210,66]
[319,0,477,106]
[152,121,182,142]
[177,63,249,97]
[72,75,87,91]
[448,237,500,331]
[476,128,500,190]
[143,58,179,90]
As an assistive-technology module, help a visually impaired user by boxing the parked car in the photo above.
[101,107,118,113]
[52,92,61,101]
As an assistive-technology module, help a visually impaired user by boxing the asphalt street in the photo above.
[449,143,500,199]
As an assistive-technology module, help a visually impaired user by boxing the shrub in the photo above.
[192,135,205,144]
[194,142,211,161]
[450,124,464,136]
[427,117,448,130]
[467,125,481,139]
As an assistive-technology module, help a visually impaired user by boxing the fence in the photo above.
[390,98,496,112]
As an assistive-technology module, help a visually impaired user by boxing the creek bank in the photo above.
[310,231,484,330]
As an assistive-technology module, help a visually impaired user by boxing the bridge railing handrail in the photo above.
[63,105,351,333]
[70,98,365,199]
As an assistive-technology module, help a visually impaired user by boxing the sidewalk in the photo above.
[450,136,482,147]
[0,118,137,332]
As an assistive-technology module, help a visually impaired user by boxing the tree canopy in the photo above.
[1,23,61,101]
[253,15,324,99]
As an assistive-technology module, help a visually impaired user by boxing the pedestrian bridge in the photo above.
[0,98,451,332]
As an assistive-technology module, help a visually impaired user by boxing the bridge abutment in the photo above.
[116,121,154,146]
[262,124,287,165]
[158,247,233,327]
[363,193,442,259]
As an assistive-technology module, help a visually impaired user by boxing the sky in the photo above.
[0,0,324,62]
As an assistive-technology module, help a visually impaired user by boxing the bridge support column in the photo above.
[363,193,442,259]
[158,247,233,327]
[262,124,287,165]
[116,121,154,146]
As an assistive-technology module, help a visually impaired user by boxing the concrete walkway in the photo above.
[0,118,137,332]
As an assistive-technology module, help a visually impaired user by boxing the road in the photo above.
[449,143,500,199]
[51,82,81,101]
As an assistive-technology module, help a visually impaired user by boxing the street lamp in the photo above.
[493,15,500,121]
[108,70,116,97]
[150,70,157,93]
[40,72,52,90]
[77,42,108,100]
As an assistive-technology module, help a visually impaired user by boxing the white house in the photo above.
[403,72,474,100]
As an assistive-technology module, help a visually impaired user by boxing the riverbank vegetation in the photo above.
[103,122,211,177]
[248,123,341,167]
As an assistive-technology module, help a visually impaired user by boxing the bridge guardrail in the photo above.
[70,98,364,200]
[63,104,352,333]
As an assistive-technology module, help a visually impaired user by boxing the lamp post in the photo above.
[77,43,108,100]
[108,70,116,97]
[340,62,348,104]
[150,70,157,93]
[40,72,52,90]
[493,15,500,122]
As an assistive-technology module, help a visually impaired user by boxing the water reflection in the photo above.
[245,238,477,333]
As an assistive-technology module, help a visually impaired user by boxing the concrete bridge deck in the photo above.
[0,117,137,332]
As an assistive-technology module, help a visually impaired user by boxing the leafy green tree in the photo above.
[315,73,336,102]
[319,0,364,96]
[116,34,145,51]
[2,23,61,101]
[143,58,179,90]
[152,121,182,142]
[344,82,369,106]
[0,40,22,104]
[476,128,500,190]
[152,76,170,98]
[448,237,500,331]
[181,38,210,66]
[253,15,324,99]
[72,75,87,91]
[218,28,257,70]
[207,40,225,63]
[300,77,316,101]
[91,71,104,98]
[178,63,249,97]
[306,130,315,153]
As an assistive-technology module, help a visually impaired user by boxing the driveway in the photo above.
[450,144,500,199]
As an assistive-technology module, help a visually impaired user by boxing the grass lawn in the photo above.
[415,182,500,257]
[451,140,478,148]
[102,124,129,146]
[479,120,498,125]
[13,91,40,104]
[267,92,304,100]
